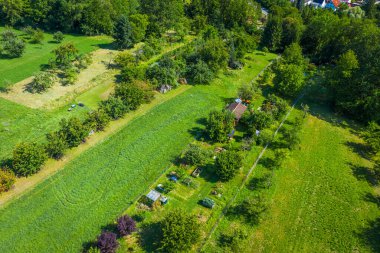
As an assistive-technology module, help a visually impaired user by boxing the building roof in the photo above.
[147,190,161,202]
[227,102,247,120]
[331,0,340,7]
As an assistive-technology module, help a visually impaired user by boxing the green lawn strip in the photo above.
[0,26,112,88]
[203,105,380,253]
[0,51,277,253]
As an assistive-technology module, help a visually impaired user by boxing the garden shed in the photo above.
[146,190,161,204]
[227,102,247,121]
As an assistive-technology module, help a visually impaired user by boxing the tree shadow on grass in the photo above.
[138,221,161,253]
[81,240,97,253]
[349,163,377,186]
[363,193,380,208]
[199,163,219,183]
[357,217,380,253]
[345,141,372,160]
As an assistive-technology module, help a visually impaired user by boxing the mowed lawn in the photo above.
[0,26,112,88]
[0,52,277,252]
[203,105,380,252]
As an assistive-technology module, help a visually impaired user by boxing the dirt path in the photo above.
[0,85,191,207]
[0,49,117,109]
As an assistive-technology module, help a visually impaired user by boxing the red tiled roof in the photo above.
[227,102,247,120]
[331,0,340,7]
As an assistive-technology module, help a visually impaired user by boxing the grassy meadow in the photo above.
[0,52,277,252]
[0,26,112,88]
[202,104,380,253]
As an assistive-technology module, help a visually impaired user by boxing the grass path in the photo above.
[0,85,191,207]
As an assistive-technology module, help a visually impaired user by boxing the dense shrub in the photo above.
[117,215,137,236]
[12,142,47,176]
[97,232,119,253]
[215,150,243,181]
[0,168,16,193]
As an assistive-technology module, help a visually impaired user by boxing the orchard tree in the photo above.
[250,111,274,131]
[199,37,229,72]
[215,150,243,181]
[281,43,305,66]
[53,31,64,43]
[29,71,55,93]
[52,43,78,66]
[84,109,111,132]
[117,215,137,236]
[97,231,119,253]
[99,96,128,120]
[114,83,145,110]
[45,131,68,159]
[59,117,88,148]
[0,29,25,58]
[236,195,268,225]
[262,15,282,52]
[183,144,210,166]
[30,28,44,44]
[12,142,47,176]
[159,209,200,253]
[206,110,235,143]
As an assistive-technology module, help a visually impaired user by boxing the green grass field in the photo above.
[0,26,112,88]
[0,37,191,162]
[203,104,380,252]
[0,52,277,253]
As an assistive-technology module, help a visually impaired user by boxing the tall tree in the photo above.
[113,15,133,49]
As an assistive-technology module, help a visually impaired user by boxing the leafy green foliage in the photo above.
[114,82,145,110]
[206,110,235,143]
[218,228,248,252]
[186,60,214,84]
[363,122,380,154]
[273,63,305,97]
[235,195,268,225]
[113,15,133,49]
[84,110,111,132]
[12,142,47,176]
[99,96,128,120]
[30,28,44,44]
[0,29,25,58]
[58,117,88,148]
[159,209,200,253]
[53,31,64,43]
[45,131,68,160]
[183,144,210,166]
[52,43,78,67]
[29,71,55,93]
[215,150,243,181]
